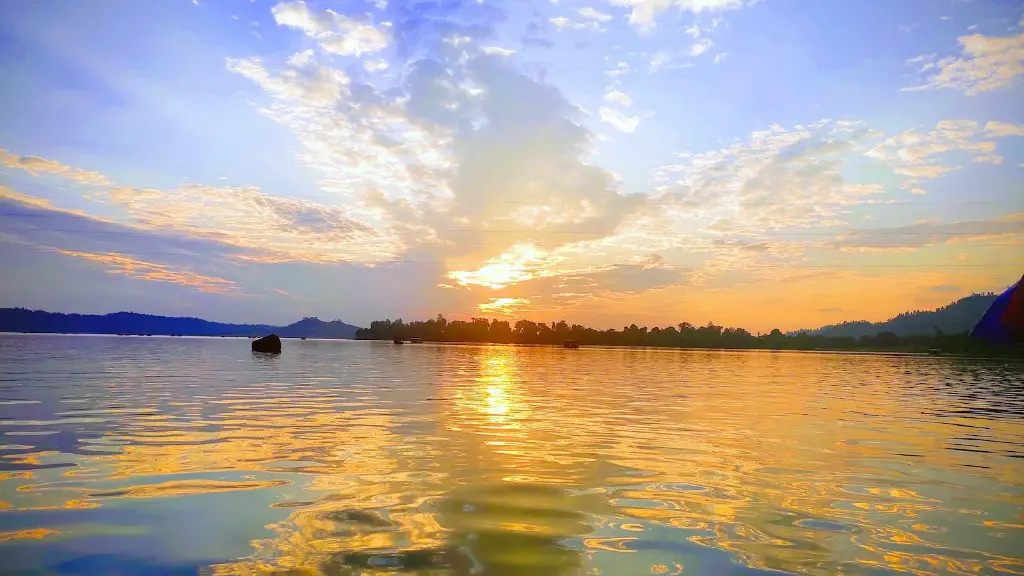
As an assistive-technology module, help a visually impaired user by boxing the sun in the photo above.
[448,244,549,289]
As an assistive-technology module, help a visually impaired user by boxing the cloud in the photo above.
[448,244,551,289]
[828,213,1024,251]
[902,27,1024,95]
[477,297,531,314]
[893,165,958,178]
[57,250,240,294]
[713,51,729,63]
[481,46,516,56]
[225,55,456,232]
[689,39,712,57]
[0,149,111,186]
[578,7,612,22]
[363,59,389,72]
[930,284,960,293]
[598,107,641,132]
[647,120,889,238]
[863,119,1012,190]
[271,0,388,56]
[88,183,392,264]
[984,120,1024,137]
[603,88,633,107]
[226,56,350,105]
[549,16,604,31]
[611,0,746,29]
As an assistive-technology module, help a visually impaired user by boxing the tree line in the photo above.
[355,315,1020,355]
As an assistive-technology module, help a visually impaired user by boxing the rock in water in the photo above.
[252,334,282,354]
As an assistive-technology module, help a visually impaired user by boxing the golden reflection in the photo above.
[1,347,1022,576]
[0,528,60,542]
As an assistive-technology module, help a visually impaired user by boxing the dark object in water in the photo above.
[393,338,405,345]
[301,337,307,340]
[252,334,282,353]
[563,340,580,349]
[409,337,422,343]
[927,348,942,356]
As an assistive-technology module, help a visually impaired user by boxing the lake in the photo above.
[0,335,1022,575]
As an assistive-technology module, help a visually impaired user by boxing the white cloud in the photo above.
[973,155,1003,164]
[690,39,712,57]
[363,59,389,72]
[598,107,641,133]
[481,46,517,56]
[649,51,671,72]
[550,16,603,31]
[902,28,1024,95]
[272,0,388,57]
[578,7,613,21]
[611,0,746,29]
[984,120,1024,137]
[603,88,633,107]
[863,119,1014,190]
[713,51,729,63]
[286,49,315,67]
[646,120,893,242]
[227,57,349,105]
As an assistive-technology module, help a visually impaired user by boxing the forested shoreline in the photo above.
[355,316,1021,356]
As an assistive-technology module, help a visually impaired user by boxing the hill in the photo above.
[805,294,997,338]
[0,309,360,339]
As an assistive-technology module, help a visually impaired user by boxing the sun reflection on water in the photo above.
[0,338,1022,576]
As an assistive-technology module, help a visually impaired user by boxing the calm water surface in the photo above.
[1,335,1023,575]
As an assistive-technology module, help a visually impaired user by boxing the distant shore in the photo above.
[362,337,1024,359]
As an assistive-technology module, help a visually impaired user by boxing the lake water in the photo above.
[0,335,1022,575]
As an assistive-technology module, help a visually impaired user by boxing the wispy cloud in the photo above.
[984,120,1024,137]
[271,1,388,56]
[598,107,641,133]
[58,250,240,294]
[828,213,1024,252]
[481,46,516,56]
[902,27,1024,95]
[612,0,746,29]
[603,88,633,107]
[0,149,111,186]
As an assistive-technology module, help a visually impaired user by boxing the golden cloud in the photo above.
[0,149,111,186]
[58,250,242,294]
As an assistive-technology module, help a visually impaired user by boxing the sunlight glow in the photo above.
[477,297,531,315]
[448,244,550,289]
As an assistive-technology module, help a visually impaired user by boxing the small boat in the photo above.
[563,340,580,349]
[301,337,307,340]
[393,338,405,345]
[409,337,423,344]
[927,348,942,356]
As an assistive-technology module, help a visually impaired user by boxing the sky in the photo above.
[0,0,1022,332]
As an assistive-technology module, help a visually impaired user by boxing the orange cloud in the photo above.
[58,250,241,295]
[0,149,111,186]
[477,297,531,315]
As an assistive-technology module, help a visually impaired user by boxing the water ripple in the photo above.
[0,335,1022,575]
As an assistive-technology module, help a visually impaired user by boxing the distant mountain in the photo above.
[277,317,360,339]
[0,309,360,339]
[804,294,998,338]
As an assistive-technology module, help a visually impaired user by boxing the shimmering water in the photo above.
[1,335,1023,575]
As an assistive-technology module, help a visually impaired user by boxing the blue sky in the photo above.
[1,0,1022,331]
